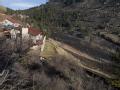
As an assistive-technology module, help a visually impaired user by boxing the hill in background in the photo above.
[10,0,120,37]
[0,6,7,13]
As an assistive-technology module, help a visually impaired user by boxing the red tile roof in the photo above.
[28,27,42,36]
[0,13,22,25]
[6,17,22,24]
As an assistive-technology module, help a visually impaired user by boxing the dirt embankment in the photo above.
[0,32,4,38]
[41,39,117,79]
[100,33,120,46]
[0,39,118,90]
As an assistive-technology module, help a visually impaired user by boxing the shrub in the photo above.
[111,48,120,64]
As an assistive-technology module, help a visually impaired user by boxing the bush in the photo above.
[1,54,115,90]
[111,48,120,64]
[107,79,120,88]
[110,48,120,88]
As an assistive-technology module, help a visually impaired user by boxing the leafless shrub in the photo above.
[83,77,113,90]
[0,51,116,90]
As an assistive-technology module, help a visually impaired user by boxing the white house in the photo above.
[0,17,21,28]
[21,27,29,39]
[1,19,13,26]
[10,27,29,39]
[10,29,20,39]
[10,27,44,46]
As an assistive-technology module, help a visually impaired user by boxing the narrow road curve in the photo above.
[49,38,117,79]
[50,39,111,64]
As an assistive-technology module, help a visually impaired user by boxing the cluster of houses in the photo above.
[0,13,46,51]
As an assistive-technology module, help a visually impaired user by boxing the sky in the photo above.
[0,0,48,10]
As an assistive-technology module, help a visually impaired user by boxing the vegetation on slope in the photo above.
[0,6,7,13]
[7,0,119,38]
[112,49,120,64]
[0,35,117,90]
[2,0,120,89]
[108,48,120,88]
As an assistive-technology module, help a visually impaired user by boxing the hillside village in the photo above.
[0,12,120,90]
[0,0,120,90]
[0,13,46,52]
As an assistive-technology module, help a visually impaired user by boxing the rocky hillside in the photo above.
[48,0,120,31]
[13,0,120,36]
[0,38,116,90]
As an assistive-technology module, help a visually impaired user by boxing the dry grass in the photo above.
[40,41,57,58]
[0,39,116,90]
[1,54,113,90]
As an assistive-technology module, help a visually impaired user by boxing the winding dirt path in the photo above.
[49,38,117,79]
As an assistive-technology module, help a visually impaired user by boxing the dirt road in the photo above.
[50,39,118,79]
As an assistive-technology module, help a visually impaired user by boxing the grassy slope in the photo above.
[0,6,7,13]
[0,6,7,22]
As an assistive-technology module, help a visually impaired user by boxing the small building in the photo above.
[3,30,11,38]
[1,19,13,26]
[0,15,21,28]
[10,28,20,39]
[28,27,43,46]
[2,18,21,27]
[10,27,44,46]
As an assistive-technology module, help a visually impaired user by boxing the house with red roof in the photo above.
[28,27,43,46]
[10,26,44,45]
[0,14,45,48]
[1,18,21,27]
[1,19,13,26]
[0,14,21,28]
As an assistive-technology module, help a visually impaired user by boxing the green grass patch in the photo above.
[107,79,120,88]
